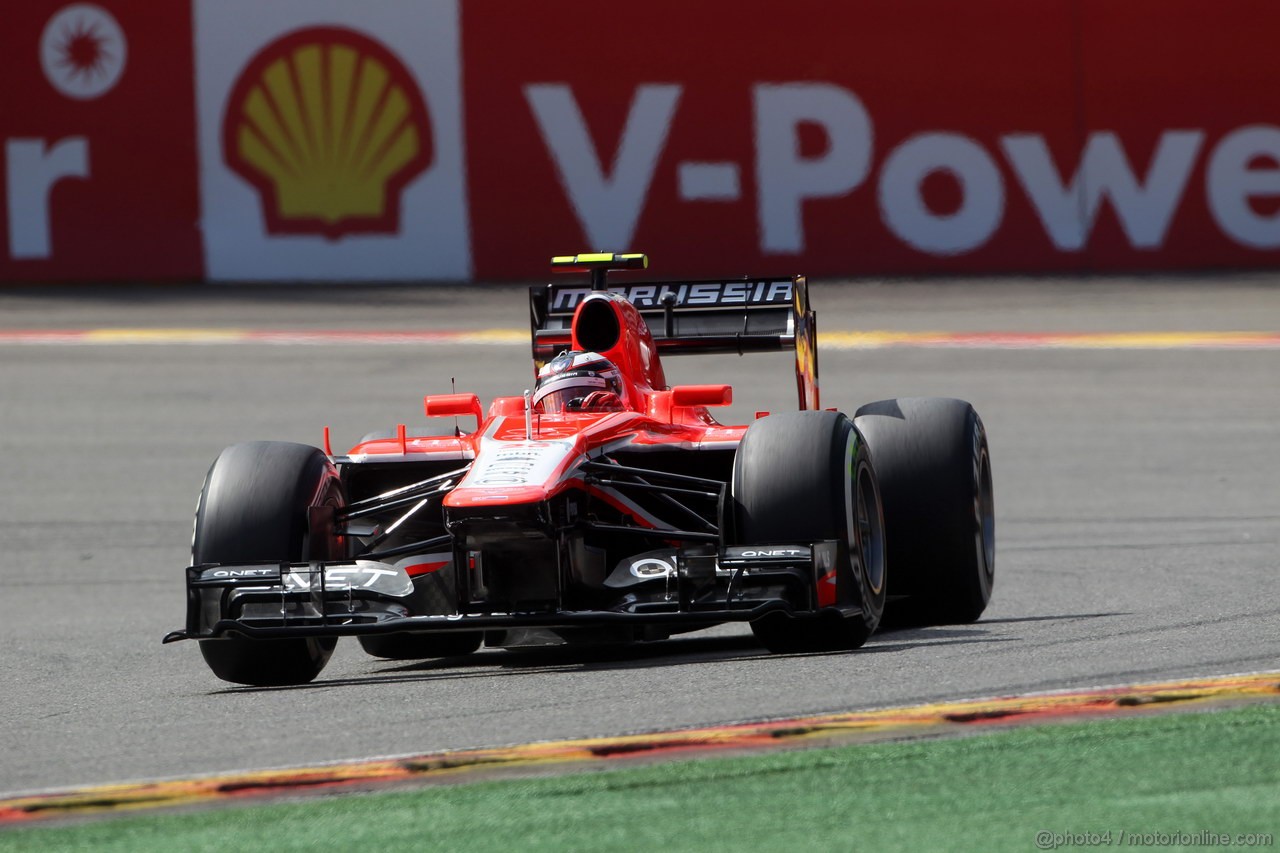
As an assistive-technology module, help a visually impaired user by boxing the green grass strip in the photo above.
[5,704,1278,852]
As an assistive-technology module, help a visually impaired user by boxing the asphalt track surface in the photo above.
[2,274,1278,796]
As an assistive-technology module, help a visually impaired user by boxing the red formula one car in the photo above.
[165,254,995,686]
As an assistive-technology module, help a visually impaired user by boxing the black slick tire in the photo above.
[193,441,344,686]
[733,411,886,653]
[853,398,995,625]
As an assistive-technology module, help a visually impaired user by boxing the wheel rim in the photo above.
[856,464,886,596]
[975,447,995,581]
[304,479,347,561]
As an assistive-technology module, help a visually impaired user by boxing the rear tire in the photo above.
[733,411,886,653]
[193,441,344,686]
[854,398,995,625]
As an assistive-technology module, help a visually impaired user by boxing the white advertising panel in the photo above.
[196,0,470,281]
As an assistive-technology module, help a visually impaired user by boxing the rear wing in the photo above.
[529,253,820,409]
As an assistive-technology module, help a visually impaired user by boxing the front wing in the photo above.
[162,543,858,643]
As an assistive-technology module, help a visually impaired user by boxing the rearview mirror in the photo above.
[424,393,483,431]
[671,385,732,407]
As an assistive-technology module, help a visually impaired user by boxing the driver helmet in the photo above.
[533,351,626,413]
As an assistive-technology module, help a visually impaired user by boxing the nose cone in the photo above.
[444,437,580,509]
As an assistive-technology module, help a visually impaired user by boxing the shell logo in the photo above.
[222,27,433,241]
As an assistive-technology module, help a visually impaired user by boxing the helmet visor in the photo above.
[533,374,609,414]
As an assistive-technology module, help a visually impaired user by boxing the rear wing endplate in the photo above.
[529,254,819,409]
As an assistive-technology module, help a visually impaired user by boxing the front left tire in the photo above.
[732,411,886,653]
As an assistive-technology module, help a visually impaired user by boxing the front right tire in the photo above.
[192,441,343,686]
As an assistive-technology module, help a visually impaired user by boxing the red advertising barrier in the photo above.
[2,1,1279,282]
[0,2,201,281]
[1077,2,1280,269]
[465,0,1280,279]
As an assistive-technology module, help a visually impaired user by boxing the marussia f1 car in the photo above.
[166,254,995,686]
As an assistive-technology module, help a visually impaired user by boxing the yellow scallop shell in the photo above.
[226,32,430,232]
